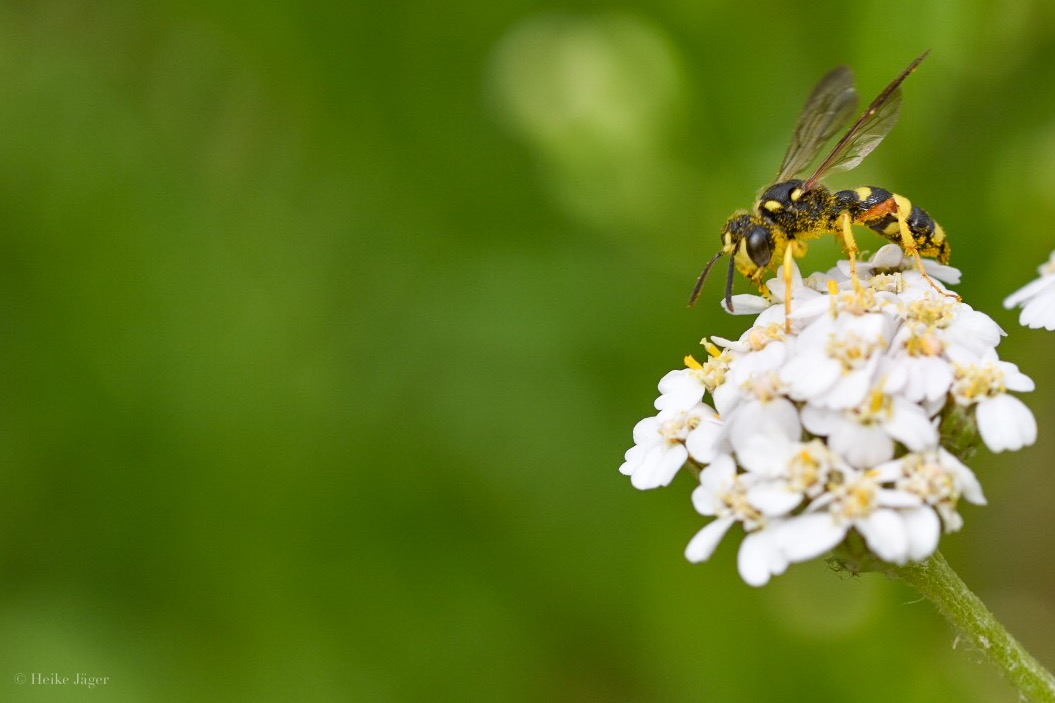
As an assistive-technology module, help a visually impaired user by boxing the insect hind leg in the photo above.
[890,194,960,300]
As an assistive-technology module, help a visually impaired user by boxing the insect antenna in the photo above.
[724,257,736,312]
[688,251,724,307]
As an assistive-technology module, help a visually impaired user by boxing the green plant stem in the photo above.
[885,551,1055,703]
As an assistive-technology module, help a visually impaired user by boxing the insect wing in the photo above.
[804,51,928,189]
[775,66,858,182]
[804,87,902,184]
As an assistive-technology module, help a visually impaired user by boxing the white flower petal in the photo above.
[630,443,688,490]
[829,423,894,469]
[694,455,737,512]
[747,482,803,516]
[724,294,772,315]
[728,398,801,453]
[872,244,908,269]
[884,399,938,451]
[685,414,725,464]
[940,449,986,505]
[630,416,660,446]
[922,361,955,402]
[737,529,789,587]
[1020,291,1055,330]
[685,517,736,563]
[1004,273,1055,309]
[619,443,644,476]
[620,418,661,476]
[792,293,836,321]
[1001,363,1035,392]
[735,431,790,477]
[857,510,910,564]
[655,369,707,412]
[943,310,1005,359]
[711,382,742,417]
[977,395,1037,452]
[782,355,841,400]
[800,405,839,437]
[902,507,941,561]
[872,457,905,483]
[923,260,962,285]
[822,364,877,410]
[776,512,848,562]
[754,303,792,329]
[734,342,787,377]
[876,488,923,509]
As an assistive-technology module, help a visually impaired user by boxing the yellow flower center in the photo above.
[952,363,1005,401]
[898,453,958,504]
[902,297,956,328]
[904,325,944,357]
[787,441,830,493]
[826,332,885,372]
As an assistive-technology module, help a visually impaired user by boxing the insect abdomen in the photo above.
[834,186,950,264]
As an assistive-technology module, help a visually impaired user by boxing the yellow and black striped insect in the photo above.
[689,51,953,328]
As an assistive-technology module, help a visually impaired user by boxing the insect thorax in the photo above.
[756,179,837,239]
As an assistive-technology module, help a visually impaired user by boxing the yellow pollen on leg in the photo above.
[782,240,796,334]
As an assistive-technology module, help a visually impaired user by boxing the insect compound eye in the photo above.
[745,226,773,267]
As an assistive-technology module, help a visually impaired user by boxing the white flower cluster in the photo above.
[1004,249,1055,330]
[620,245,1037,586]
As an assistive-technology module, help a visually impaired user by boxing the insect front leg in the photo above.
[782,243,796,333]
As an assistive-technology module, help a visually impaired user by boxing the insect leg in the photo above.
[782,243,795,333]
[892,194,960,300]
[837,211,862,292]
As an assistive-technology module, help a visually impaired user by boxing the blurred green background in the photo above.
[1,1,1054,701]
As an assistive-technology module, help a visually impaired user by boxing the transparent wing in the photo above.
[804,51,929,189]
[774,66,858,183]
[803,88,903,186]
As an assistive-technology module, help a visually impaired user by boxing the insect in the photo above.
[689,51,954,330]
